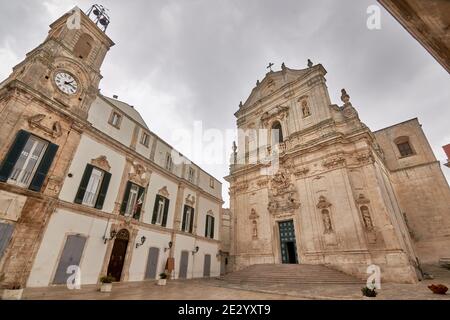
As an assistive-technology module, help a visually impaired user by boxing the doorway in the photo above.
[278,220,298,264]
[107,229,129,282]
[179,250,189,279]
[145,247,160,279]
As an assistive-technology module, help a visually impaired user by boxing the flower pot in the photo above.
[100,283,112,292]
[157,279,167,286]
[2,289,24,300]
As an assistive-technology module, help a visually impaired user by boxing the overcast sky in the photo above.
[0,0,449,205]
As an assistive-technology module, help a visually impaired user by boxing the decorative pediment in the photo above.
[28,114,62,138]
[316,196,332,209]
[91,155,111,172]
[185,194,196,207]
[158,186,170,198]
[260,105,289,126]
[355,193,370,204]
[128,161,151,186]
[240,66,315,109]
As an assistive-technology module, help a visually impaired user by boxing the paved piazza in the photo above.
[22,269,450,300]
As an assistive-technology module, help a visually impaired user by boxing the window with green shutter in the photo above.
[74,164,111,210]
[0,130,58,192]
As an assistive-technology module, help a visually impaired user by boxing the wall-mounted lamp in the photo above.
[164,241,173,252]
[135,236,146,249]
[192,246,199,255]
[103,229,117,244]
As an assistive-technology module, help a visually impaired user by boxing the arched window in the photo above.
[73,33,94,60]
[394,136,414,157]
[271,121,283,145]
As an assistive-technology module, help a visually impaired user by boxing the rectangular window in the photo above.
[74,164,111,210]
[205,215,215,239]
[209,177,214,189]
[109,111,122,128]
[188,167,195,183]
[8,135,48,188]
[0,130,58,192]
[82,167,104,207]
[120,181,145,220]
[182,205,194,233]
[397,142,413,157]
[151,195,169,226]
[140,132,150,147]
[165,153,173,171]
[125,184,139,216]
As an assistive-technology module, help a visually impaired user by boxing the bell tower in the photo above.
[2,6,114,118]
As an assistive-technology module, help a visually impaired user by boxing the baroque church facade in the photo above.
[0,8,223,288]
[225,63,450,283]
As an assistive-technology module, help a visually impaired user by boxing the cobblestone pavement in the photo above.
[20,265,450,300]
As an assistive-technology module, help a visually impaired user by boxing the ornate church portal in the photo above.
[278,220,298,264]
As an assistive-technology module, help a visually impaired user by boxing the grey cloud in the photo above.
[0,0,449,204]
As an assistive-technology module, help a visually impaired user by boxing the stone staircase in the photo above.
[220,264,364,286]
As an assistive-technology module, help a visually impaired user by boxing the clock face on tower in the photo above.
[54,72,78,95]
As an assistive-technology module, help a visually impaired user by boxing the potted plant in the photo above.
[1,283,24,300]
[361,286,377,298]
[99,275,115,293]
[157,272,168,286]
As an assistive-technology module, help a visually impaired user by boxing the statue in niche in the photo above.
[252,220,258,239]
[301,100,311,117]
[361,206,374,231]
[322,209,333,234]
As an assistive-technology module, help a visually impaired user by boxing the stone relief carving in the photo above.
[260,105,289,127]
[91,155,111,172]
[28,114,62,138]
[128,161,150,186]
[356,152,374,165]
[322,156,346,169]
[267,166,300,214]
[293,167,309,177]
[185,194,196,207]
[235,183,249,193]
[158,186,170,198]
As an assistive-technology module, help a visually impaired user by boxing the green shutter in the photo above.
[133,186,145,220]
[205,216,209,237]
[151,195,160,224]
[189,207,194,233]
[0,130,30,182]
[29,142,59,192]
[161,197,169,227]
[211,216,215,239]
[74,164,93,204]
[95,171,111,210]
[120,181,132,214]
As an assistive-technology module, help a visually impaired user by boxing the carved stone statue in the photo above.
[361,206,374,231]
[322,209,333,233]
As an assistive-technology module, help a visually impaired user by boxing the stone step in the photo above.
[221,264,364,285]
